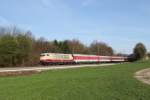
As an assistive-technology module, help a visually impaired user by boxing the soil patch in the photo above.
[135,68,150,85]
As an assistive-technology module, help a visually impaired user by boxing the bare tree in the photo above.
[67,39,89,54]
[89,41,114,56]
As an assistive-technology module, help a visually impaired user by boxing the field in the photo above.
[0,61,150,100]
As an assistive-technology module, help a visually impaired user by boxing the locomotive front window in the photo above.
[40,54,46,57]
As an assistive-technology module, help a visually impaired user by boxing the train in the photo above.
[40,53,128,65]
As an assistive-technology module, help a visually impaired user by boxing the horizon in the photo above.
[0,0,150,54]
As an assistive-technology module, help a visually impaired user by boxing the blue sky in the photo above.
[0,0,150,54]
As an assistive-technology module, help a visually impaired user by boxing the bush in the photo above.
[133,43,147,60]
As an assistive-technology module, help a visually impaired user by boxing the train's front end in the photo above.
[40,53,51,65]
[40,53,74,65]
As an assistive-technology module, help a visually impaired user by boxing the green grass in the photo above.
[0,61,150,100]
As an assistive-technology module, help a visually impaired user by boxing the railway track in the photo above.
[0,63,117,73]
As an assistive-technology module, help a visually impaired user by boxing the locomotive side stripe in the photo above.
[41,59,73,62]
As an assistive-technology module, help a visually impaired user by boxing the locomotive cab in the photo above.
[40,53,50,65]
[40,53,74,65]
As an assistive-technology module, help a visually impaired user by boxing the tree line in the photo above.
[0,26,114,67]
[0,26,149,67]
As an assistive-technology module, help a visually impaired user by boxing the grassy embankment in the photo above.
[0,61,150,100]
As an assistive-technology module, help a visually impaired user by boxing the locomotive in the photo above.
[40,53,128,65]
